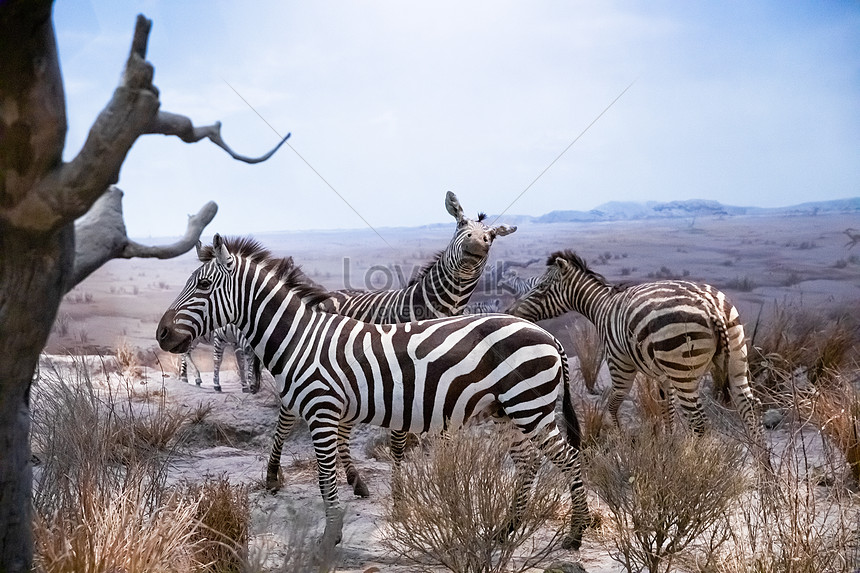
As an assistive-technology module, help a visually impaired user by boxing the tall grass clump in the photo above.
[588,429,746,573]
[566,318,604,394]
[382,427,569,573]
[719,412,860,573]
[31,356,202,571]
[175,476,251,572]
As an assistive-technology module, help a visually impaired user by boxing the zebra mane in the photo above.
[548,249,623,292]
[202,236,330,306]
[407,250,444,286]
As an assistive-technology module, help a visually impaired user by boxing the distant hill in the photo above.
[489,197,860,225]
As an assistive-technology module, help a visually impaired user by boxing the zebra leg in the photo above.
[235,346,251,393]
[671,376,708,435]
[179,353,190,384]
[389,430,409,504]
[501,434,540,540]
[211,336,225,392]
[267,405,299,491]
[606,359,637,429]
[185,352,203,386]
[309,421,345,551]
[657,381,676,432]
[337,422,369,497]
[528,424,589,550]
[723,325,772,472]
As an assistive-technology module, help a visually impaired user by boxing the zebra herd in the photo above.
[156,191,769,551]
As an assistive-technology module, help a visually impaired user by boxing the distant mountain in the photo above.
[490,197,860,224]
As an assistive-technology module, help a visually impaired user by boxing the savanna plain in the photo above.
[36,212,860,572]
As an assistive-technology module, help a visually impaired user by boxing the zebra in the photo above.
[156,235,589,551]
[268,190,517,497]
[498,268,542,299]
[179,325,262,393]
[462,298,502,315]
[507,249,770,466]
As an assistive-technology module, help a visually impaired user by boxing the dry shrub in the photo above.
[634,375,669,431]
[115,337,139,375]
[177,475,250,572]
[720,417,860,573]
[566,318,604,394]
[382,427,569,573]
[31,357,202,571]
[793,374,860,487]
[751,301,860,391]
[574,392,610,448]
[35,482,203,573]
[588,429,746,573]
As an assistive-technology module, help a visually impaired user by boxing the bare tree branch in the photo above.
[146,111,291,163]
[844,228,860,250]
[69,186,217,290]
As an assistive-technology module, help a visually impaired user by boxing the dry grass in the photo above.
[792,373,860,487]
[177,476,251,572]
[31,357,202,571]
[382,427,569,573]
[718,416,860,573]
[566,318,604,394]
[588,429,747,573]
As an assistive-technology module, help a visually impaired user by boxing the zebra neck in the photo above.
[413,254,484,314]
[565,273,614,324]
[234,276,306,371]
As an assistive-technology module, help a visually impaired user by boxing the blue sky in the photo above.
[54,1,860,239]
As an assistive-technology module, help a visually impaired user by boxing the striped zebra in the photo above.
[507,250,769,465]
[180,325,261,393]
[462,297,502,315]
[498,268,542,299]
[156,235,589,550]
[268,191,517,497]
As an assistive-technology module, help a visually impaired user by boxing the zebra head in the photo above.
[444,190,516,273]
[157,234,237,354]
[505,256,567,321]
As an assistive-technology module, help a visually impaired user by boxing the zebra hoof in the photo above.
[213,385,222,393]
[242,387,251,393]
[194,378,203,386]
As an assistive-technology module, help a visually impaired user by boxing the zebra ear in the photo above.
[195,240,204,261]
[212,234,231,268]
[555,256,572,271]
[445,191,465,224]
[492,224,517,237]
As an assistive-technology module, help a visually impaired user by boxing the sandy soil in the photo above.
[42,211,860,571]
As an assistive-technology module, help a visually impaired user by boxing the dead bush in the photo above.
[31,357,202,571]
[566,318,604,394]
[588,429,746,573]
[792,374,860,487]
[176,475,250,572]
[720,415,860,573]
[382,427,569,573]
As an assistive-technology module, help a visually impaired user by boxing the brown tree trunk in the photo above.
[0,228,73,570]
[0,3,287,567]
[0,2,69,567]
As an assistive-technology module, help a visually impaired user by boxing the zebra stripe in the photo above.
[498,269,542,299]
[507,249,769,466]
[180,324,261,393]
[156,235,588,551]
[461,298,502,315]
[269,191,517,496]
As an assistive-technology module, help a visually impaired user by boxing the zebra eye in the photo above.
[197,277,212,290]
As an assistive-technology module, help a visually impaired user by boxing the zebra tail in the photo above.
[556,338,582,451]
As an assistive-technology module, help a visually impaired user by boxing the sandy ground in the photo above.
[42,211,860,571]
